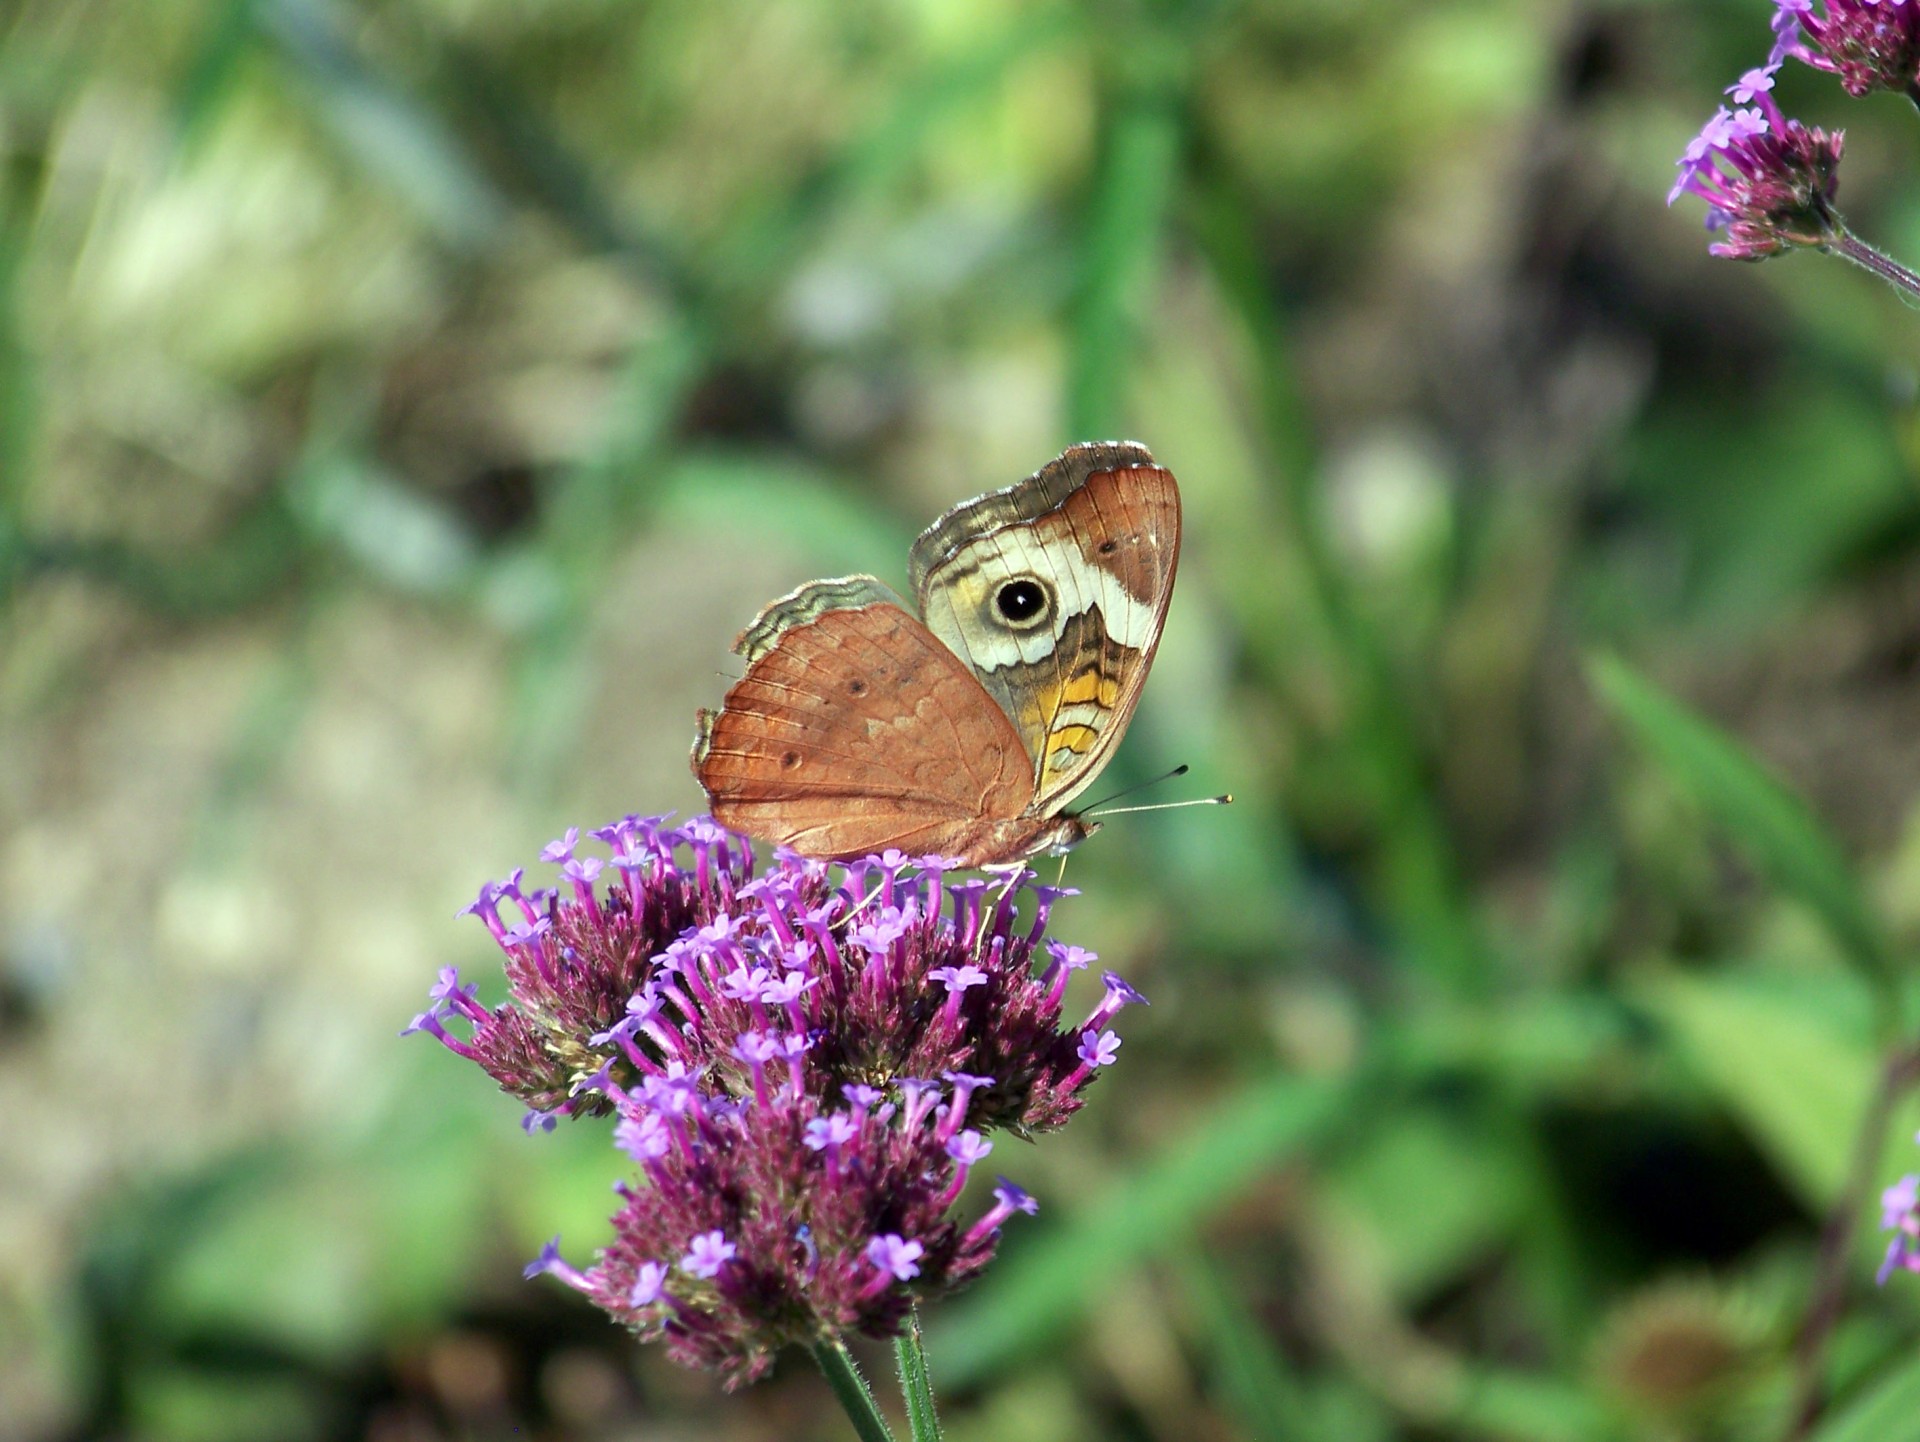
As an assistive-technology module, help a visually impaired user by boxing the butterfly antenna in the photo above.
[1077,764,1191,816]
[1087,793,1233,818]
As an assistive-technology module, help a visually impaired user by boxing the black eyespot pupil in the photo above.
[996,580,1046,622]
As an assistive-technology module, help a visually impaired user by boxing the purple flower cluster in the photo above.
[1878,1142,1920,1284]
[1771,0,1920,99]
[1668,64,1844,260]
[408,816,1143,1385]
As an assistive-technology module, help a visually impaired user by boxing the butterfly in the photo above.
[691,441,1181,868]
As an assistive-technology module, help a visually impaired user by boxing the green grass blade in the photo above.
[258,0,508,251]
[1069,83,1181,438]
[1173,1249,1343,1442]
[0,166,32,604]
[1588,653,1898,999]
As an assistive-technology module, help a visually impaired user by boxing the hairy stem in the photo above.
[1825,226,1920,305]
[814,1339,898,1442]
[894,1309,944,1442]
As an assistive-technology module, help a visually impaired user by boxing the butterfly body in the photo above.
[692,442,1179,868]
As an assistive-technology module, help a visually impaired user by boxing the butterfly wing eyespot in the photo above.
[991,578,1053,629]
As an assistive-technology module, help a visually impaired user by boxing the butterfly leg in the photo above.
[839,882,885,929]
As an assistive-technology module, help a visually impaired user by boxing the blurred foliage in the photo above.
[4,0,1920,1439]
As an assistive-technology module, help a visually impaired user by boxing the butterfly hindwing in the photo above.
[908,443,1181,812]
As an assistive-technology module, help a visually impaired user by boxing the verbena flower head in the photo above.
[1877,1140,1920,1284]
[1771,0,1920,98]
[410,817,1142,1385]
[1668,69,1845,261]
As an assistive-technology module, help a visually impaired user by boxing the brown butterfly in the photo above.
[691,441,1181,868]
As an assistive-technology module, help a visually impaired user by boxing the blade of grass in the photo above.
[257,0,508,251]
[1588,652,1899,1007]
[172,0,260,152]
[0,154,34,604]
[1068,77,1181,439]
[1173,1248,1347,1442]
[720,7,1080,292]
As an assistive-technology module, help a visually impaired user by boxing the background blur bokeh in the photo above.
[6,0,1920,1438]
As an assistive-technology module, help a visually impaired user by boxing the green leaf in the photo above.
[1588,653,1898,998]
[1324,1105,1528,1303]
[1812,1350,1920,1442]
[1635,968,1874,1207]
[926,1072,1349,1387]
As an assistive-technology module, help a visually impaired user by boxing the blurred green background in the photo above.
[6,0,1920,1438]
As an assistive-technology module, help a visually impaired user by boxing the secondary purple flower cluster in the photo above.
[1662,0,1920,258]
[1879,1139,1920,1284]
[1668,63,1844,259]
[1771,0,1920,98]
[407,816,1142,1385]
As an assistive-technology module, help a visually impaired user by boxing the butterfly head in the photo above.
[1034,812,1101,858]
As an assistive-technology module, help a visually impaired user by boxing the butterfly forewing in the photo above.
[694,590,1039,860]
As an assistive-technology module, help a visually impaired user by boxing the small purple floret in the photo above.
[628,1261,669,1307]
[680,1230,737,1279]
[866,1233,925,1282]
[1078,1028,1123,1068]
[946,1129,993,1165]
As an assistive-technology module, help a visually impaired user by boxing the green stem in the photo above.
[894,1308,944,1442]
[1825,226,1920,306]
[813,1339,898,1442]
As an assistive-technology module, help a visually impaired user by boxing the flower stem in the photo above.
[813,1339,898,1442]
[1782,1044,1920,1440]
[894,1308,945,1442]
[1824,226,1920,306]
